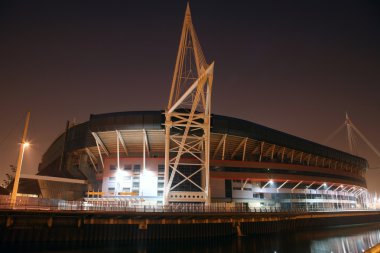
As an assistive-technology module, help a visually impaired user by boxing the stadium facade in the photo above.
[37,110,368,209]
[36,4,368,210]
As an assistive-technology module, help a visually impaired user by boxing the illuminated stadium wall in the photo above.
[36,111,369,209]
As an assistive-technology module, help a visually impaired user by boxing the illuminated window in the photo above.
[124,164,132,171]
[158,165,165,174]
[133,164,141,173]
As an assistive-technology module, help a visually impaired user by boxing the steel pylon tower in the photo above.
[325,113,380,161]
[164,3,214,204]
[345,112,357,155]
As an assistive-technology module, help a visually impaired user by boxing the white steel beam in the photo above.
[241,178,249,190]
[352,187,362,195]
[143,129,146,171]
[242,138,248,161]
[222,134,227,160]
[262,180,273,189]
[164,4,214,204]
[85,148,98,172]
[117,131,120,169]
[326,183,334,191]
[353,188,363,196]
[91,132,110,156]
[264,144,273,156]
[316,183,325,191]
[168,64,214,114]
[116,130,128,156]
[251,144,259,156]
[357,190,366,196]
[93,137,105,169]
[334,184,344,192]
[306,181,315,189]
[270,145,276,160]
[277,180,288,191]
[259,142,265,162]
[281,147,285,162]
[291,181,303,192]
[21,174,87,184]
[231,137,247,160]
[212,134,227,159]
[351,123,380,160]
[143,129,150,158]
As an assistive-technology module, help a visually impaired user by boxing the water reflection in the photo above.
[7,223,380,253]
[309,224,380,253]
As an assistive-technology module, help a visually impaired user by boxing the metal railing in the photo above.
[0,196,377,214]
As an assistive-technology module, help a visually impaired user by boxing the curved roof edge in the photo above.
[49,110,367,166]
[211,114,367,166]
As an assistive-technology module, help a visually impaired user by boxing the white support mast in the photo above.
[346,113,380,160]
[345,113,357,155]
[326,113,380,162]
[164,3,214,204]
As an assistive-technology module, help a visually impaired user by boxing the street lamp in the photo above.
[10,112,30,207]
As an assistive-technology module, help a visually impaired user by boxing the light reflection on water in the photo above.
[310,224,380,253]
[9,223,380,253]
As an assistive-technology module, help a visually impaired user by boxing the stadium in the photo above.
[35,110,368,210]
[32,4,368,210]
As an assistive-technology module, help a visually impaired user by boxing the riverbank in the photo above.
[1,209,380,244]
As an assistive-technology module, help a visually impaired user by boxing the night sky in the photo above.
[1,1,380,192]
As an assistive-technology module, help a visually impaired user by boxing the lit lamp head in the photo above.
[141,167,152,177]
[23,142,30,147]
[115,168,124,182]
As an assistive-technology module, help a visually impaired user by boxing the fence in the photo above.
[0,195,376,213]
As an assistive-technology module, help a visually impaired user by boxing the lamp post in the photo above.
[10,112,30,207]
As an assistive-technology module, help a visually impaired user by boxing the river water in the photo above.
[9,222,380,253]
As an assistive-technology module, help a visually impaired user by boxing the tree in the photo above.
[1,165,16,188]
